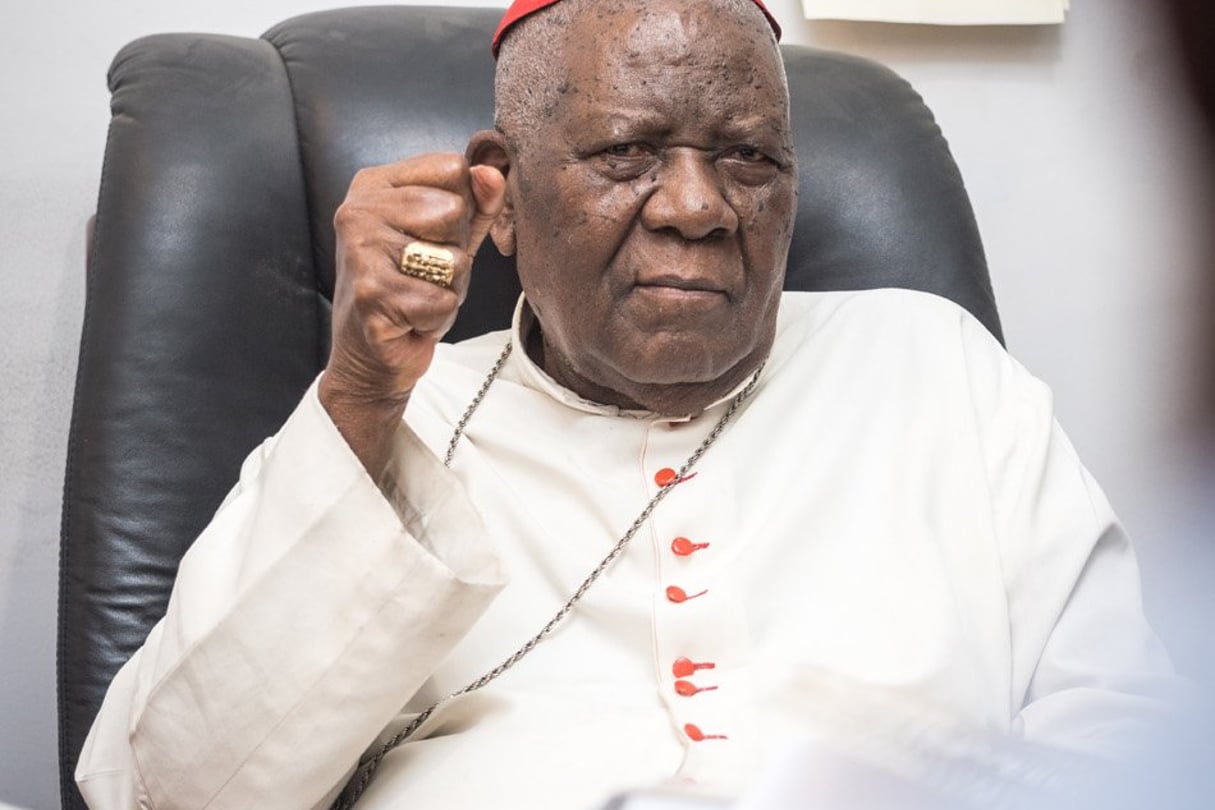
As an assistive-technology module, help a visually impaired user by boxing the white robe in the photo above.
[76,289,1173,810]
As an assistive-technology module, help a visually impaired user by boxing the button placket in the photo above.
[653,467,726,743]
[659,466,711,608]
[644,417,744,776]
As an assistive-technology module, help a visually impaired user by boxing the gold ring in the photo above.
[400,241,456,288]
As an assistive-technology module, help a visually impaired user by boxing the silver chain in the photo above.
[443,342,514,467]
[333,341,763,810]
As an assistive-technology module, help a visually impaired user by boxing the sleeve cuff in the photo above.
[122,375,506,809]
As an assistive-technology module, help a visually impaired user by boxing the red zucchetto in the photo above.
[491,0,783,58]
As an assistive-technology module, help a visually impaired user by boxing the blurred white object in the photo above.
[598,665,1203,810]
[599,792,727,810]
[801,0,1069,25]
[736,668,1103,810]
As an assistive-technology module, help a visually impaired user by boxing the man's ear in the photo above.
[467,130,516,257]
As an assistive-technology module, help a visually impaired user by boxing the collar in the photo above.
[507,294,764,422]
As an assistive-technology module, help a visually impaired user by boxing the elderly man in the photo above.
[76,0,1172,808]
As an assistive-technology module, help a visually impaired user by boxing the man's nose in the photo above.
[640,150,739,240]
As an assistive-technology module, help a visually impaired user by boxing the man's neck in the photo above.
[521,309,762,417]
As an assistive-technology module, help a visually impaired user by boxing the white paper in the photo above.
[801,0,1069,25]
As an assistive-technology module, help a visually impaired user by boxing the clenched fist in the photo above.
[319,152,506,477]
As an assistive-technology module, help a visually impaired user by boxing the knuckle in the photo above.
[351,273,383,304]
[434,152,469,179]
[333,199,369,232]
[364,317,398,346]
[431,192,468,226]
[350,166,378,188]
[404,196,467,244]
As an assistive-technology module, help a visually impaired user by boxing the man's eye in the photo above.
[604,143,647,158]
[595,143,654,180]
[727,146,769,163]
[721,146,782,186]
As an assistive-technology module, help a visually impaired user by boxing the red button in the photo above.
[671,537,710,556]
[674,679,718,697]
[654,468,698,488]
[673,657,716,678]
[684,723,727,741]
[666,585,707,603]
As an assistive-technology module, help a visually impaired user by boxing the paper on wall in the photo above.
[801,0,1069,25]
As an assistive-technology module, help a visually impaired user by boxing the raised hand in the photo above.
[319,154,506,476]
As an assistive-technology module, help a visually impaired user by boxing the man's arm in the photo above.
[75,379,505,809]
[958,310,1176,755]
[75,154,509,809]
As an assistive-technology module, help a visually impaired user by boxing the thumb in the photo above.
[467,164,507,257]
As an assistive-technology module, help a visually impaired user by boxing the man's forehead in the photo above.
[491,0,782,58]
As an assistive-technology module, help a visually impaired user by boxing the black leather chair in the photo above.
[58,6,1000,809]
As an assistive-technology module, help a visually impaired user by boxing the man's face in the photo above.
[497,0,797,413]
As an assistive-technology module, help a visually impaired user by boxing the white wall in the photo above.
[0,1,1209,807]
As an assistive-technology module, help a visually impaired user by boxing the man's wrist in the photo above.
[318,371,411,478]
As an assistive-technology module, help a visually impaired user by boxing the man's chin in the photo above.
[587,342,765,414]
[607,336,741,381]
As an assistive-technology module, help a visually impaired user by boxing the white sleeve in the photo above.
[74,377,507,810]
[958,313,1176,757]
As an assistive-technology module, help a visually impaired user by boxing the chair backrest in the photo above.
[58,6,999,809]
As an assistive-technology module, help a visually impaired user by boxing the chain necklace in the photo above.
[333,340,763,810]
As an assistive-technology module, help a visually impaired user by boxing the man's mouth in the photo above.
[633,273,726,296]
